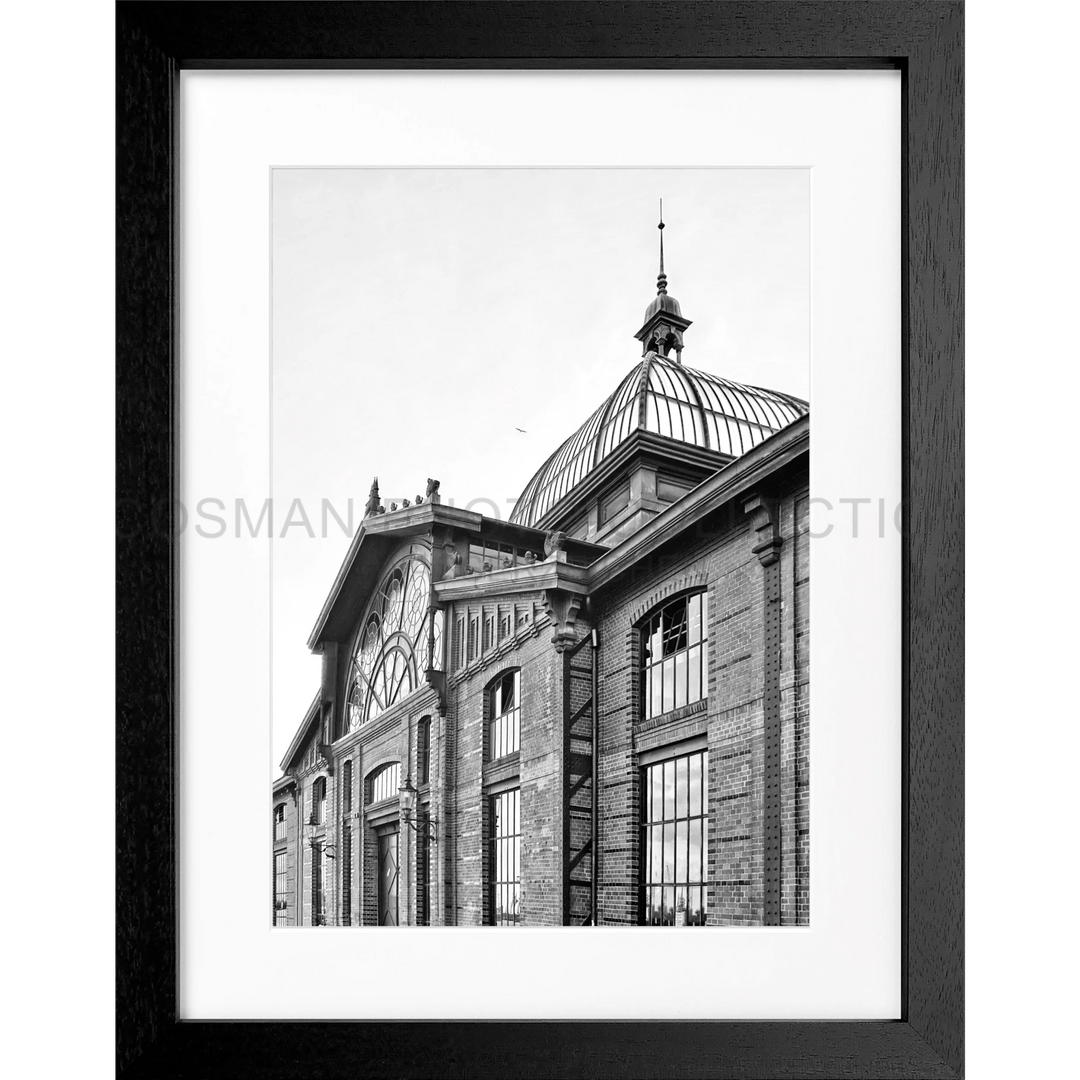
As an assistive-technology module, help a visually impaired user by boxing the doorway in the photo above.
[377,829,399,926]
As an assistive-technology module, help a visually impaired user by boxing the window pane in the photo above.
[688,887,704,926]
[663,760,675,819]
[663,823,675,882]
[688,645,702,705]
[689,819,702,883]
[674,650,687,709]
[662,657,675,713]
[676,756,688,818]
[689,752,702,817]
[650,666,662,720]
[688,593,701,643]
[643,622,660,660]
[676,820,688,882]
[662,599,688,656]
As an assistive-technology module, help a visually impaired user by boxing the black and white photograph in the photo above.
[269,169,811,929]
[118,6,972,1071]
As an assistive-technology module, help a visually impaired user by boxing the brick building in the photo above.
[272,248,810,928]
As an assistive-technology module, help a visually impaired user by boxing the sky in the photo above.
[271,167,809,766]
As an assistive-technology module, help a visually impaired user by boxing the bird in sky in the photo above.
[516,427,528,433]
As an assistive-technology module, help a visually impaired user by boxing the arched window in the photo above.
[640,591,709,720]
[417,716,432,785]
[367,762,401,806]
[487,669,521,760]
[273,803,287,842]
[341,759,353,814]
[310,776,327,826]
[343,546,443,733]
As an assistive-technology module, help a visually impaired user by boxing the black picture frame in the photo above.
[116,2,963,1076]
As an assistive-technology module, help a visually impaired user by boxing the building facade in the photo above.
[272,254,810,928]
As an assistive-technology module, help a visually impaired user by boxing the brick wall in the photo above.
[592,478,809,927]
[444,591,570,927]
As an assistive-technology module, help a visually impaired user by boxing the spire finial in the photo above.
[656,198,668,295]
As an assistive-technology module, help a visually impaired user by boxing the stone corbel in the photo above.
[743,492,783,567]
[542,588,584,653]
[317,744,335,774]
[283,773,299,807]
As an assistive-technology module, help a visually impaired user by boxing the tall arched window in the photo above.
[341,759,353,926]
[640,591,709,720]
[417,716,432,785]
[343,545,443,733]
[310,776,327,826]
[487,669,521,760]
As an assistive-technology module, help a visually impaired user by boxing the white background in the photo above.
[181,68,900,1021]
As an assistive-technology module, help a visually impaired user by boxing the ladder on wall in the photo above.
[563,630,598,925]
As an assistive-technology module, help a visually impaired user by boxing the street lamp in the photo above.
[398,773,438,844]
[305,804,334,859]
[307,836,335,859]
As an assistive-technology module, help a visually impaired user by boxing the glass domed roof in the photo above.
[509,354,808,529]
